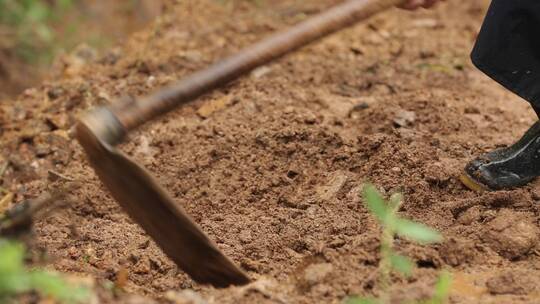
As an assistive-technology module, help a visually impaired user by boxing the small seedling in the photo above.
[0,239,89,303]
[347,184,450,304]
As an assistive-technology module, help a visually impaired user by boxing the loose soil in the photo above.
[2,0,540,303]
[0,0,162,100]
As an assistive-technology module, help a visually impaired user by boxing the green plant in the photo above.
[0,0,74,64]
[0,239,89,303]
[347,184,450,304]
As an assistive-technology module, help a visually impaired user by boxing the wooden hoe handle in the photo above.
[95,0,403,143]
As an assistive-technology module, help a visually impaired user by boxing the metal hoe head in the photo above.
[76,108,250,287]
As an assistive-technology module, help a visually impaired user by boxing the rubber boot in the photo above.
[461,116,540,191]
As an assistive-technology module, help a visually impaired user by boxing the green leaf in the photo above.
[0,241,25,273]
[25,1,49,22]
[57,0,74,11]
[394,219,443,244]
[431,271,452,304]
[388,192,403,211]
[0,272,31,295]
[0,238,89,303]
[35,23,53,42]
[29,271,89,303]
[345,297,380,304]
[362,184,388,223]
[390,254,413,277]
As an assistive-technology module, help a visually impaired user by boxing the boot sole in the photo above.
[459,172,489,192]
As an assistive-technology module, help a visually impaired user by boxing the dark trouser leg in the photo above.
[461,0,540,191]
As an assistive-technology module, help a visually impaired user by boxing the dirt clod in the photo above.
[486,270,538,295]
[481,210,539,260]
[439,237,478,266]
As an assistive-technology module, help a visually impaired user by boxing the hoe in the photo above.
[76,0,403,287]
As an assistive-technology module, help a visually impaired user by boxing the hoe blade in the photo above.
[76,121,250,287]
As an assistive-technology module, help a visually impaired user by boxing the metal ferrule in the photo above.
[79,106,127,146]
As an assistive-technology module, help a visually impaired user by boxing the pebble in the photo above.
[393,109,416,127]
[316,171,348,202]
[251,66,272,78]
[531,189,540,201]
[197,95,234,118]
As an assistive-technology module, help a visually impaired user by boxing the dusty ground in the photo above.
[2,0,540,303]
[0,0,162,101]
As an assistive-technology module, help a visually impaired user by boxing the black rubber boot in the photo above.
[461,120,540,191]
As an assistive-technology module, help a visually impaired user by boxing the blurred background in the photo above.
[0,0,163,100]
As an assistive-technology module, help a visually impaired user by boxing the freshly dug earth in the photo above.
[2,0,540,303]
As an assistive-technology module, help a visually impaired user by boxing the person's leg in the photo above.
[462,0,540,191]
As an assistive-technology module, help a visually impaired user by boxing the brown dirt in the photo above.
[2,0,540,303]
[0,0,162,101]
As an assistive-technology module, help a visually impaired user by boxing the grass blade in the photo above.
[390,253,413,277]
[431,271,452,304]
[362,184,388,223]
[395,219,442,244]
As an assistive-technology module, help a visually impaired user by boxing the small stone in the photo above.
[197,95,234,118]
[531,189,540,201]
[316,171,348,202]
[348,102,369,116]
[303,113,317,124]
[303,263,334,286]
[391,167,401,173]
[238,229,252,244]
[412,18,439,29]
[283,106,295,114]
[47,87,65,100]
[251,66,272,78]
[393,110,416,127]
[147,75,156,86]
